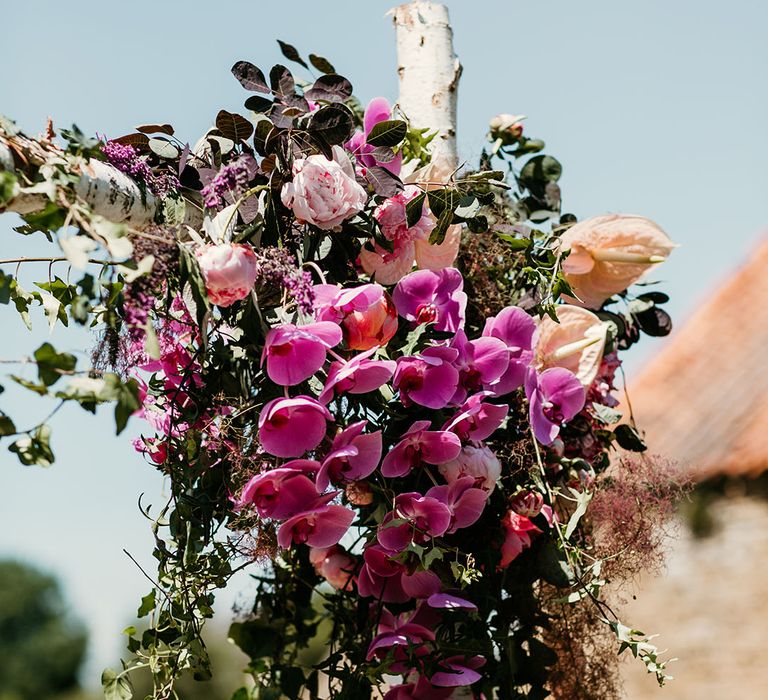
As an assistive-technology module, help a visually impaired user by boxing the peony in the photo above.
[438,444,502,493]
[195,242,258,307]
[281,146,367,230]
[558,214,675,308]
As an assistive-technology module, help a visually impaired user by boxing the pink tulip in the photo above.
[499,510,540,567]
[195,243,259,308]
[277,504,355,549]
[316,421,382,491]
[261,322,342,386]
[394,347,460,409]
[258,396,332,457]
[381,420,462,478]
[438,444,501,493]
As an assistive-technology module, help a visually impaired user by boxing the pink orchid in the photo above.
[261,321,342,386]
[377,493,453,552]
[431,655,487,688]
[277,504,355,549]
[525,367,586,445]
[443,393,508,442]
[258,396,332,457]
[366,608,435,672]
[345,97,403,176]
[318,347,395,404]
[393,268,467,333]
[309,545,357,591]
[438,444,501,493]
[384,677,454,700]
[357,544,441,603]
[381,420,462,478]
[316,421,383,491]
[314,283,399,351]
[239,462,324,519]
[449,331,510,404]
[394,347,460,409]
[499,510,541,567]
[426,476,489,533]
[427,593,478,611]
[482,305,537,395]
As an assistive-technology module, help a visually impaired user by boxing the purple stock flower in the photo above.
[482,305,537,395]
[346,97,403,176]
[525,367,586,445]
[102,140,179,198]
[200,157,252,210]
[381,420,462,478]
[393,268,467,333]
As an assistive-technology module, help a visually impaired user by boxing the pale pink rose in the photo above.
[438,444,501,493]
[558,214,675,308]
[281,145,367,231]
[534,305,607,387]
[309,545,357,591]
[195,243,258,307]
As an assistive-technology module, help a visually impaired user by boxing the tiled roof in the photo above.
[626,237,768,480]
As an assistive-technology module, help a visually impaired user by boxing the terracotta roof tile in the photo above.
[626,236,768,480]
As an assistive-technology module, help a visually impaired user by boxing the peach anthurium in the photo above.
[414,224,462,271]
[558,214,675,308]
[534,305,607,386]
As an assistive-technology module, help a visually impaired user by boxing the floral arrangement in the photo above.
[0,40,685,700]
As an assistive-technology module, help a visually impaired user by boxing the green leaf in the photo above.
[366,119,407,148]
[101,668,133,700]
[564,489,592,540]
[179,246,211,326]
[0,171,17,205]
[113,377,140,435]
[405,191,426,228]
[591,402,622,425]
[520,155,563,185]
[614,424,648,452]
[33,342,77,386]
[0,414,16,436]
[428,209,454,245]
[137,589,156,618]
[9,424,54,467]
[229,620,280,659]
[148,137,180,160]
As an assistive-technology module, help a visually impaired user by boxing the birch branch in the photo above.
[392,1,462,174]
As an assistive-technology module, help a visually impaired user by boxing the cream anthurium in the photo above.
[535,305,608,387]
[558,214,676,308]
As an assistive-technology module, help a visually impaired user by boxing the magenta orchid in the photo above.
[393,268,467,333]
[377,493,453,552]
[261,321,342,386]
[318,347,395,404]
[443,393,508,442]
[525,367,586,445]
[316,421,383,491]
[346,97,403,176]
[448,330,510,403]
[276,504,355,549]
[357,544,442,603]
[394,347,460,409]
[482,305,537,395]
[258,396,332,457]
[381,420,462,478]
[430,655,487,688]
[239,461,323,519]
[426,476,489,533]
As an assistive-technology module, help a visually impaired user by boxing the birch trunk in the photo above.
[392,1,462,174]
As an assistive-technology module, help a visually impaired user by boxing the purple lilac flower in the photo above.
[201,159,250,210]
[102,141,180,198]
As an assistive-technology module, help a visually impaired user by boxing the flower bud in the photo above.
[489,113,525,145]
[510,490,544,518]
[341,288,398,351]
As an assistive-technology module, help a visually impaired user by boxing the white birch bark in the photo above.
[392,1,462,175]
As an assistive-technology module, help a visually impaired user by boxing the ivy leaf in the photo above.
[9,424,54,468]
[309,53,336,74]
[277,40,308,69]
[428,209,454,245]
[137,589,156,617]
[113,376,140,435]
[304,75,353,103]
[101,668,134,700]
[614,424,648,452]
[366,119,407,148]
[231,61,270,93]
[33,342,76,386]
[215,110,254,143]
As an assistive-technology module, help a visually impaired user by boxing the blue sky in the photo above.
[2,0,766,685]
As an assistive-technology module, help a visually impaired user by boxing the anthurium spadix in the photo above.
[558,214,676,308]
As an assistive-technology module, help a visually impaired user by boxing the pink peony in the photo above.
[281,146,367,230]
[438,444,502,494]
[309,545,357,591]
[258,396,332,457]
[195,243,258,307]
